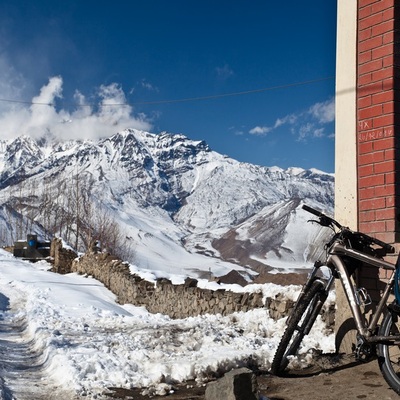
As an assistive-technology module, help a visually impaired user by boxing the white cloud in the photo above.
[249,126,271,136]
[215,64,234,80]
[248,98,335,141]
[0,76,152,141]
[228,126,245,136]
[33,76,63,104]
[273,113,298,128]
[139,79,159,92]
[298,123,313,141]
[248,114,297,137]
[308,98,335,124]
[313,127,325,138]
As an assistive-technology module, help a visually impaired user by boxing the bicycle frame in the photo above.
[272,205,400,391]
[325,241,400,344]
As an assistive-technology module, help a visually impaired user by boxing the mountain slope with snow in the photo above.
[0,129,334,280]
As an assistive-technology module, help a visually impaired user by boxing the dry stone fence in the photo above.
[70,250,265,319]
[49,239,334,326]
[50,238,78,274]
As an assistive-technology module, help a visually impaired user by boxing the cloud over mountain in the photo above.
[0,76,152,141]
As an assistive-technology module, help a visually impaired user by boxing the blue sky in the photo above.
[0,0,337,172]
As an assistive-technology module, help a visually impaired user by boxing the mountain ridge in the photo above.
[0,129,334,280]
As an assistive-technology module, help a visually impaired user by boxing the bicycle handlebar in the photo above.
[302,204,342,229]
[302,204,323,218]
[302,204,395,255]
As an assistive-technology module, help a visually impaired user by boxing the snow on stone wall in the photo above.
[51,239,335,326]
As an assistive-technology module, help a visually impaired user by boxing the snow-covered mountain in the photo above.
[0,129,334,280]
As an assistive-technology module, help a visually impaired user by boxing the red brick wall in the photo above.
[357,0,400,245]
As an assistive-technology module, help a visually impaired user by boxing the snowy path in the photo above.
[0,251,336,398]
[0,286,77,400]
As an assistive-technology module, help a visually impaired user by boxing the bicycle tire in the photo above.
[270,279,326,375]
[377,309,400,394]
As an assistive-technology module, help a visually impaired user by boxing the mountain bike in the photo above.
[270,204,400,394]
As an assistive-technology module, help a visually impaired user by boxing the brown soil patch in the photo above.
[251,266,308,286]
[263,355,398,400]
[106,354,399,399]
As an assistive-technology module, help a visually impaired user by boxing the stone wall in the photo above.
[71,251,265,319]
[266,292,335,330]
[50,238,77,274]
[66,246,334,326]
[265,293,295,320]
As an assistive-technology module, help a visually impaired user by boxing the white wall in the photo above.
[335,0,358,229]
[334,0,358,354]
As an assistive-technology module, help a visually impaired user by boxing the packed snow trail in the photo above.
[0,284,78,400]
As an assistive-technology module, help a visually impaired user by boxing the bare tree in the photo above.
[15,180,25,240]
[24,178,39,235]
[80,201,135,262]
[0,166,135,262]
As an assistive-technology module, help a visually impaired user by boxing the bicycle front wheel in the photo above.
[377,309,400,394]
[270,279,326,375]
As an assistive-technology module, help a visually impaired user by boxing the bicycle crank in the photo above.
[355,336,375,362]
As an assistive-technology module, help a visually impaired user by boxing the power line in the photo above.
[0,76,335,108]
[0,98,56,106]
[132,76,335,105]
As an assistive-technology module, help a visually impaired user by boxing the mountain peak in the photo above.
[0,135,45,181]
[0,130,334,278]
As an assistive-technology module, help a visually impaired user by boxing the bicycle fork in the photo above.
[286,260,334,331]
[302,289,330,336]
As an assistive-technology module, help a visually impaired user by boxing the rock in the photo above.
[184,277,198,287]
[217,270,248,287]
[205,368,258,400]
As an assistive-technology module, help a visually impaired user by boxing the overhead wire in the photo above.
[0,76,335,108]
[130,76,335,105]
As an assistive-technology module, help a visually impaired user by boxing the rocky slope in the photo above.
[0,129,334,279]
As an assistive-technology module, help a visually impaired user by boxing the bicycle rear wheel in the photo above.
[270,279,326,375]
[377,309,400,394]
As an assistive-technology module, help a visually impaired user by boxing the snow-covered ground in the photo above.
[0,249,335,399]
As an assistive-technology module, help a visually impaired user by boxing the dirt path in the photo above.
[262,355,398,400]
[114,354,399,399]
